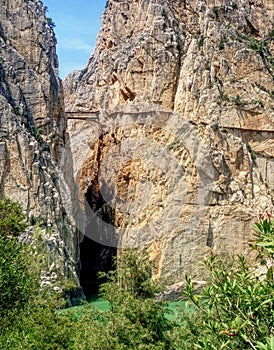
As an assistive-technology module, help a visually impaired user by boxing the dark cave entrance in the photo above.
[80,186,117,300]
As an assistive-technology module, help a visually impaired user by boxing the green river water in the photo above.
[69,295,192,321]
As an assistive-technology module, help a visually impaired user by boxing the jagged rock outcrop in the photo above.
[0,0,80,292]
[64,0,274,283]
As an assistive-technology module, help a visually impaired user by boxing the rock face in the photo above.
[64,0,274,283]
[0,0,80,290]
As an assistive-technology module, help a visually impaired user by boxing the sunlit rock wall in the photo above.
[64,0,274,283]
[0,0,80,289]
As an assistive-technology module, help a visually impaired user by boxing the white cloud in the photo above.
[59,63,84,79]
[59,38,93,52]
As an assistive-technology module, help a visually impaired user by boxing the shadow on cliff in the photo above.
[79,186,117,300]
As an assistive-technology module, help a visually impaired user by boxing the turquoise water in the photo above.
[87,295,110,312]
[165,300,192,320]
[84,296,192,320]
[64,294,193,321]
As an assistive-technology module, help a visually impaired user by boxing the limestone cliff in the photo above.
[64,0,274,283]
[0,0,80,291]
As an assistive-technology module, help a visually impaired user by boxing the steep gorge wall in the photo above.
[0,0,80,290]
[64,0,274,283]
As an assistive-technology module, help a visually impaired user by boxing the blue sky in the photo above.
[42,0,106,79]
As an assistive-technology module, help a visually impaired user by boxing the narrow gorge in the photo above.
[1,0,274,299]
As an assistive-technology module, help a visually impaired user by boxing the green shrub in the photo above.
[246,143,257,161]
[0,198,26,238]
[249,38,269,57]
[181,214,274,349]
[78,67,88,81]
[198,35,205,48]
[253,213,274,262]
[0,236,39,321]
[0,199,78,349]
[99,249,162,299]
[232,2,238,10]
[96,249,177,349]
[13,105,20,115]
[46,17,56,30]
[1,198,273,349]
[30,125,43,142]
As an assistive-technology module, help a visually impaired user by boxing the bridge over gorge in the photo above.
[65,111,99,120]
[65,110,274,134]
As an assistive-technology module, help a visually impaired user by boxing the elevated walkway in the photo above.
[65,110,274,133]
[66,111,99,120]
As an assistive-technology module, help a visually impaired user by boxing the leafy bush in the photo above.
[30,125,43,142]
[0,199,26,238]
[181,214,274,350]
[1,198,273,349]
[253,213,274,261]
[46,17,56,30]
[99,249,162,299]
[97,249,177,349]
[78,67,88,81]
[0,199,81,349]
[0,200,39,327]
[0,236,39,321]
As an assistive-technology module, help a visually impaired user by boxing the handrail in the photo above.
[65,111,274,133]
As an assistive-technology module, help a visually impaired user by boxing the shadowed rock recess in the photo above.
[0,0,82,298]
[65,0,274,284]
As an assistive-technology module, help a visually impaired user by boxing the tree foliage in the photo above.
[0,236,39,320]
[0,199,273,349]
[97,249,176,349]
[0,199,79,349]
[0,198,26,238]
[181,213,274,350]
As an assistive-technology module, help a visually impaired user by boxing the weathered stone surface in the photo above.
[0,0,80,289]
[65,0,274,128]
[65,0,274,283]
